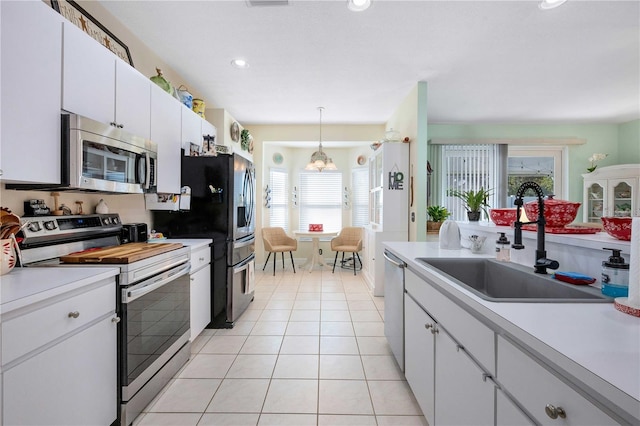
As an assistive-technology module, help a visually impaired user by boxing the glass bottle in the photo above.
[496,232,511,261]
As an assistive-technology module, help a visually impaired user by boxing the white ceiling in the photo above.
[101,0,640,126]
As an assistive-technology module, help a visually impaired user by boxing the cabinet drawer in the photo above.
[190,245,211,272]
[2,280,115,365]
[497,336,617,425]
[405,270,495,374]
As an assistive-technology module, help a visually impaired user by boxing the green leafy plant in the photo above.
[427,205,450,222]
[447,187,492,216]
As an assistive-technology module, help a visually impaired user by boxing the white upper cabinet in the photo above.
[181,104,203,152]
[582,164,640,221]
[151,84,182,193]
[62,21,151,139]
[1,1,64,183]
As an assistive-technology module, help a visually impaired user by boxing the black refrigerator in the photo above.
[153,152,256,328]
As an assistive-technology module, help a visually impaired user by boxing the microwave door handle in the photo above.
[143,152,151,190]
[125,263,190,302]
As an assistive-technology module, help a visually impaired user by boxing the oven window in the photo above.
[83,140,137,183]
[124,276,190,385]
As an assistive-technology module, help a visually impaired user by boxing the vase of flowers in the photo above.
[587,153,608,173]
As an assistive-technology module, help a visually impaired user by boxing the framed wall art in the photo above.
[49,0,134,66]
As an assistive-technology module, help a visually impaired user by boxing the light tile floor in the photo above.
[134,266,427,426]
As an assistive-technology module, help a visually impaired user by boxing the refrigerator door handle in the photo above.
[234,236,255,249]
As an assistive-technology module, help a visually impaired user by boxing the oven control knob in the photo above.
[27,222,42,232]
[102,217,112,225]
[112,216,120,224]
[43,220,57,231]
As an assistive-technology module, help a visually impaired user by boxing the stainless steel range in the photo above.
[19,213,191,426]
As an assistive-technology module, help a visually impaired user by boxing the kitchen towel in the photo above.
[628,217,640,305]
[614,217,640,317]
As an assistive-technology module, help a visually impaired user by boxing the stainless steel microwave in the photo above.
[7,114,157,194]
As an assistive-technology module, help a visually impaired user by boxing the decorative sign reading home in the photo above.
[388,164,405,190]
[49,0,134,66]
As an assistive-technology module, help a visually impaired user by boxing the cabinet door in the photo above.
[151,84,182,193]
[1,1,63,183]
[608,178,636,218]
[435,327,495,426]
[190,265,211,340]
[3,315,117,425]
[497,389,535,426]
[404,294,436,425]
[181,105,203,152]
[583,180,607,222]
[115,59,151,138]
[62,21,115,124]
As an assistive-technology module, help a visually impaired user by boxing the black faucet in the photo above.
[512,182,560,274]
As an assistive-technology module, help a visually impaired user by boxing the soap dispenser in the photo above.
[601,248,629,297]
[496,232,511,261]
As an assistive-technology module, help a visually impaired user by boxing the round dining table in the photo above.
[293,230,339,272]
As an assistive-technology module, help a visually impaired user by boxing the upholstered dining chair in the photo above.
[331,227,363,275]
[261,227,297,276]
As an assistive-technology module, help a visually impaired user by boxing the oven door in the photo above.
[227,254,255,324]
[120,261,190,401]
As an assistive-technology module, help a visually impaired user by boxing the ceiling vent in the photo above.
[246,0,289,6]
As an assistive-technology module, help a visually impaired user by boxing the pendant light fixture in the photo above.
[305,107,337,172]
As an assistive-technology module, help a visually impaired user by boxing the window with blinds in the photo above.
[352,167,369,227]
[269,168,289,231]
[299,171,342,232]
[441,144,502,221]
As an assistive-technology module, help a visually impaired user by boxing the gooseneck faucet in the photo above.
[512,182,560,274]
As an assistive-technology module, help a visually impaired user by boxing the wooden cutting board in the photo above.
[60,242,184,264]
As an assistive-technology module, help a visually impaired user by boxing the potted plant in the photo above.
[447,187,492,221]
[426,205,450,233]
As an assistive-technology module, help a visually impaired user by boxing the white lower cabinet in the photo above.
[435,326,494,425]
[497,336,617,425]
[2,278,118,425]
[404,270,496,425]
[404,294,435,425]
[497,389,535,426]
[190,244,212,340]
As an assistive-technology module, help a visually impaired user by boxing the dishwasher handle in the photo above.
[383,250,406,268]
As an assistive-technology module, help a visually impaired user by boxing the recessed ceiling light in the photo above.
[231,59,249,69]
[347,0,371,12]
[539,0,568,10]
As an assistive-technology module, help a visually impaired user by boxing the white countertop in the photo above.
[383,241,640,422]
[1,267,119,314]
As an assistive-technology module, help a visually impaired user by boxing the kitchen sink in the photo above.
[415,258,612,303]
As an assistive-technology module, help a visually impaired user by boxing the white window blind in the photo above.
[441,144,501,221]
[299,171,342,232]
[269,168,289,231]
[352,167,369,227]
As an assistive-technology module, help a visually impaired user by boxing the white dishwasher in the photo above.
[383,249,407,372]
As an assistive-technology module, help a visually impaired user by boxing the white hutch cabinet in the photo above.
[363,142,409,296]
[582,164,639,222]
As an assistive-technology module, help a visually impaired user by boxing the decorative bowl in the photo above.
[601,217,632,241]
[0,238,17,275]
[489,208,518,226]
[524,197,580,227]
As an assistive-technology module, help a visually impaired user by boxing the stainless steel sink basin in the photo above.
[416,258,612,303]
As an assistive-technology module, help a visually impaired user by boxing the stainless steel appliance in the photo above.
[384,249,407,371]
[153,152,256,328]
[19,214,190,426]
[121,223,149,243]
[7,114,157,194]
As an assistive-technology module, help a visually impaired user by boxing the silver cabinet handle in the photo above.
[545,404,567,420]
[68,311,80,318]
[111,316,121,323]
[424,323,438,334]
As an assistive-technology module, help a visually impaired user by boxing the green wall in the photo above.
[426,121,638,206]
